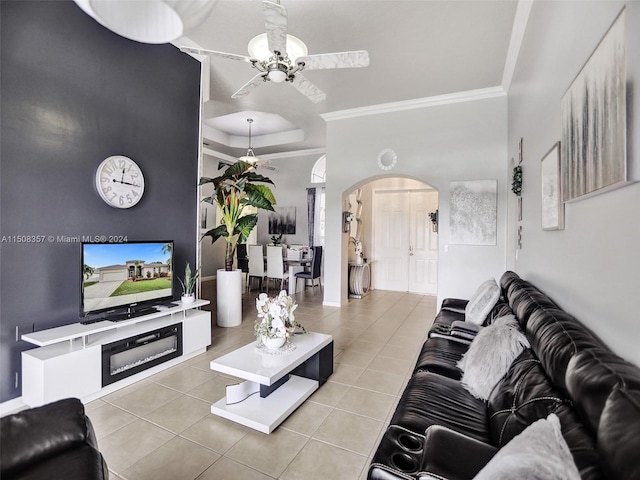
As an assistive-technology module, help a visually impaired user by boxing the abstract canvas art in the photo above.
[541,142,564,230]
[268,206,296,235]
[561,9,626,202]
[450,180,497,245]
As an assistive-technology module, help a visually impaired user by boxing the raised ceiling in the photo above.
[180,0,522,162]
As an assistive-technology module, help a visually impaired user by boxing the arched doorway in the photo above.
[345,176,438,295]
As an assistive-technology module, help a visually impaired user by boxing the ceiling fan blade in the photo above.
[231,73,266,99]
[291,74,326,104]
[297,51,370,70]
[263,1,288,55]
[180,47,256,63]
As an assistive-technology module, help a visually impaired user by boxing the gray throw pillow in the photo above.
[474,414,581,480]
[464,278,500,325]
[457,315,529,400]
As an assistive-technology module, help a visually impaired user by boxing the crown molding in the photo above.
[501,0,534,92]
[321,86,506,122]
[203,146,325,162]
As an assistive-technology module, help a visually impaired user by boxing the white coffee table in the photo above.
[210,332,333,433]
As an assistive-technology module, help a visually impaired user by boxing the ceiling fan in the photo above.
[181,0,369,103]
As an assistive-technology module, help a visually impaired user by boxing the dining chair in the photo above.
[266,245,288,293]
[247,244,265,291]
[295,246,323,295]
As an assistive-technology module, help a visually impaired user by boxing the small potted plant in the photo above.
[178,262,199,304]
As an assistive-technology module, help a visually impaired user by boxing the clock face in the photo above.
[95,156,145,208]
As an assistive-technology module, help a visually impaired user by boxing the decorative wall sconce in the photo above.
[343,211,354,233]
[428,210,439,233]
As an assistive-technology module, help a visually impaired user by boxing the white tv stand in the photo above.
[21,300,211,407]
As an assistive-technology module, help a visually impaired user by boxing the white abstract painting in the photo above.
[450,180,497,245]
[561,9,626,202]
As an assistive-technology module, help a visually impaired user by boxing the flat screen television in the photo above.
[81,240,175,320]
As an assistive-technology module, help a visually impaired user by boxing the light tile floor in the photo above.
[87,282,436,480]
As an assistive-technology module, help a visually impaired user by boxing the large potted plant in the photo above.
[200,160,276,326]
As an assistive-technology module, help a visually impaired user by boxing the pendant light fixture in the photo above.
[238,118,259,163]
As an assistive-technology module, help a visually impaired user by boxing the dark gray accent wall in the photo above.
[0,1,201,402]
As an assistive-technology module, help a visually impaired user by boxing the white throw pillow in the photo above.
[457,315,529,400]
[465,278,500,325]
[474,414,581,480]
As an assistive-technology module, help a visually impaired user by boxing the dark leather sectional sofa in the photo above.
[1,398,109,480]
[368,271,640,480]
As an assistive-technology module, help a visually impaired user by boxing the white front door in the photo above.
[408,191,438,294]
[373,189,438,294]
[372,191,410,291]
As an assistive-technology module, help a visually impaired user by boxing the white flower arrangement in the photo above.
[350,237,365,263]
[255,290,306,342]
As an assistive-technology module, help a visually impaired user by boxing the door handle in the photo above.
[409,245,414,256]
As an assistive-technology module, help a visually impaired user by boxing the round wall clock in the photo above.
[377,148,398,171]
[95,155,145,208]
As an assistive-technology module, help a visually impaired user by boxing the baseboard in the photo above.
[323,301,341,307]
[0,396,27,417]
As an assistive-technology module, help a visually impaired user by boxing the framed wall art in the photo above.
[541,142,564,230]
[268,206,296,235]
[449,179,497,245]
[561,9,627,202]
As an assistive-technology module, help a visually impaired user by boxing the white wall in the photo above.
[507,1,640,366]
[324,95,509,307]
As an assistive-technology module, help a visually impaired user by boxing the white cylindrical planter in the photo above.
[216,269,242,327]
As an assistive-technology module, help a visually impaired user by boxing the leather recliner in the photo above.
[1,398,109,480]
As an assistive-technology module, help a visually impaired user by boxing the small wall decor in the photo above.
[268,206,296,234]
[512,150,523,222]
[377,148,397,171]
[512,156,523,196]
[449,179,497,245]
[561,9,627,202]
[541,142,565,230]
[428,210,438,233]
[343,211,353,233]
[200,207,208,229]
[517,225,523,250]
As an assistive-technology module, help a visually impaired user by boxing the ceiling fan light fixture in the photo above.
[248,33,308,62]
[267,69,288,83]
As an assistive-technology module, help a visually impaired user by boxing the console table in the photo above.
[21,300,211,407]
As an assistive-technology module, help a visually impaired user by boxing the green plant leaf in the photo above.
[245,184,276,210]
[236,214,258,243]
[245,171,275,185]
[201,224,228,244]
[225,161,253,178]
[198,176,217,185]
